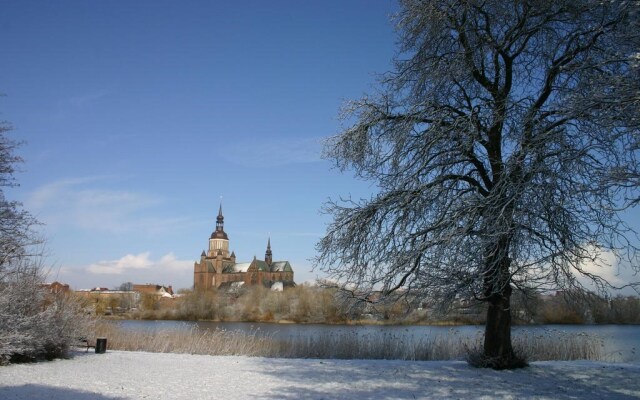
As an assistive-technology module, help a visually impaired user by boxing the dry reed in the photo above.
[95,322,273,357]
[94,323,606,362]
[513,328,604,361]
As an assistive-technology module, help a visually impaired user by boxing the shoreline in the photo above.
[1,350,638,399]
[102,315,640,327]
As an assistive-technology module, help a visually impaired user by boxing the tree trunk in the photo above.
[483,284,518,368]
[479,235,526,369]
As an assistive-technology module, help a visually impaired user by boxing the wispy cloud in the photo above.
[26,176,190,234]
[86,252,192,275]
[69,89,110,108]
[221,136,323,167]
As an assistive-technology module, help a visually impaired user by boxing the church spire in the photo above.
[216,203,224,232]
[265,237,273,266]
[210,201,228,240]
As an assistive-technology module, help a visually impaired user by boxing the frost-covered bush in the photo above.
[0,262,94,365]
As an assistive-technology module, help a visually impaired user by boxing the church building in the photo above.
[193,205,295,291]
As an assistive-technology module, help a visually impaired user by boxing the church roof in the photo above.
[206,261,215,273]
[270,261,292,272]
[231,262,251,273]
[225,260,291,273]
[253,260,270,271]
[210,230,228,240]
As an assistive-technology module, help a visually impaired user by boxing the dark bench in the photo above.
[76,337,107,353]
[77,338,95,352]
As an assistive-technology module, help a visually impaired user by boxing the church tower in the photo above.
[208,204,230,258]
[265,237,272,266]
[194,203,294,291]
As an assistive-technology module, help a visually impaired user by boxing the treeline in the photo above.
[511,291,640,325]
[125,285,418,324]
[425,291,640,325]
[132,285,353,324]
[126,285,640,326]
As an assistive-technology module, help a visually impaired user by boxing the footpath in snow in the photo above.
[0,351,639,399]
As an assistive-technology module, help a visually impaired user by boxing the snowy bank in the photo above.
[0,351,638,399]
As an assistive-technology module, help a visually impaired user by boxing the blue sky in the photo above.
[2,1,638,294]
[1,0,398,289]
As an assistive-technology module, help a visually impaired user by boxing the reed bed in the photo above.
[270,329,475,360]
[94,323,605,362]
[95,322,273,357]
[513,328,604,361]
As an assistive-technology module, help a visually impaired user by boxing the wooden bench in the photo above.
[76,338,95,352]
[76,337,107,353]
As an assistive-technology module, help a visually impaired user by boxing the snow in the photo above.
[233,263,251,273]
[0,351,638,399]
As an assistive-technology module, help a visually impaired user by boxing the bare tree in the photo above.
[117,281,134,292]
[0,119,93,364]
[0,123,40,277]
[316,0,640,369]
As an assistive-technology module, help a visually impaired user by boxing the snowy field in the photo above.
[1,351,639,399]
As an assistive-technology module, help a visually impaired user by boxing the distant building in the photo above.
[133,284,174,298]
[41,281,70,294]
[74,288,139,314]
[193,204,295,291]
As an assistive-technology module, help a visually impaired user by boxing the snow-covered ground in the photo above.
[0,351,638,399]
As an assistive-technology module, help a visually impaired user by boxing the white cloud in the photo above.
[156,253,193,272]
[575,246,639,295]
[85,251,193,280]
[46,251,195,290]
[87,252,153,275]
[85,252,194,276]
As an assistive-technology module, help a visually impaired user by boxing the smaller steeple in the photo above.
[265,237,273,266]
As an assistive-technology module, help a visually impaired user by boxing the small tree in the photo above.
[117,281,134,291]
[316,0,640,369]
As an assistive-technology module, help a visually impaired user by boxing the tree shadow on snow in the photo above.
[249,359,640,399]
[0,385,125,400]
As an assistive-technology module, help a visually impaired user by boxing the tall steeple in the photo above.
[265,237,272,266]
[216,203,224,233]
[208,202,229,258]
[211,202,228,240]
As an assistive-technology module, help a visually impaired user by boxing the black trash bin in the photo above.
[95,337,107,354]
